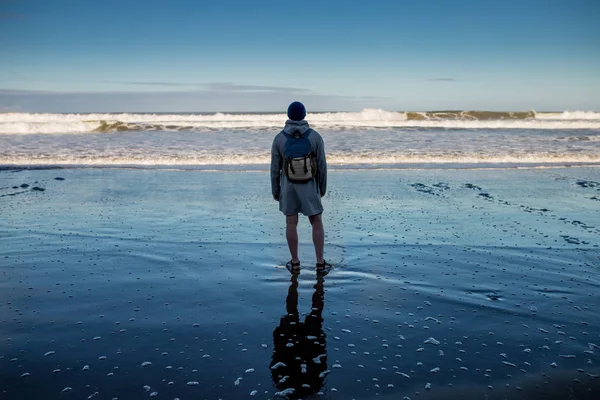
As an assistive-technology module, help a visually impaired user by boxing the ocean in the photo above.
[1,109,599,169]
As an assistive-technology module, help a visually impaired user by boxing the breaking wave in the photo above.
[1,109,599,134]
[2,153,599,170]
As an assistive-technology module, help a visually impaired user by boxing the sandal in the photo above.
[316,260,333,275]
[286,260,301,274]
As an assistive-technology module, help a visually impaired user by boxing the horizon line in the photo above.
[1,109,590,114]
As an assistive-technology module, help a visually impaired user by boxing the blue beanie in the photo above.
[287,101,306,121]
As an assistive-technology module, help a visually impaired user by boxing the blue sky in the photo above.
[1,0,599,112]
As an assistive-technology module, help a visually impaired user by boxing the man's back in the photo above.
[271,119,327,202]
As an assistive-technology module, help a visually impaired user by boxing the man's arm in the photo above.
[316,134,327,196]
[270,136,282,199]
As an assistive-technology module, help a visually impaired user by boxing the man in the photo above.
[271,101,331,274]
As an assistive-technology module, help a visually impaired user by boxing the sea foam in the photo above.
[1,109,599,134]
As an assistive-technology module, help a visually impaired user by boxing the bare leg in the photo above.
[286,214,299,263]
[309,213,324,264]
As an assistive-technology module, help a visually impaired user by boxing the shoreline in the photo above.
[2,162,600,172]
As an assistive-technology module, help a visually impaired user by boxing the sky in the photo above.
[1,0,599,112]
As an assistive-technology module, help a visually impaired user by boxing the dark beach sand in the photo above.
[1,167,599,400]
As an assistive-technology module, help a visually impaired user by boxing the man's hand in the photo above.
[273,194,280,201]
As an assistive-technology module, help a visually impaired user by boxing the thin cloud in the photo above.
[0,87,380,113]
[427,78,456,82]
[359,95,391,100]
[0,89,55,95]
[116,81,311,94]
[6,80,319,96]
[117,81,201,87]
[203,82,310,93]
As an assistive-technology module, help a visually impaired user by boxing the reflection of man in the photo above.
[270,273,327,397]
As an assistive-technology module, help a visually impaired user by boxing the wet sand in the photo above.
[1,167,599,400]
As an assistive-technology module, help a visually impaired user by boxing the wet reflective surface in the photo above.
[1,168,599,399]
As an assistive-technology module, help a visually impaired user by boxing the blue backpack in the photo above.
[282,129,317,183]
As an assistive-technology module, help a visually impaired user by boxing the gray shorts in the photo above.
[279,177,323,216]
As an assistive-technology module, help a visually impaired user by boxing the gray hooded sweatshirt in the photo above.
[271,120,327,216]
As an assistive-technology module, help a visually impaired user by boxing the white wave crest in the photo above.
[1,109,599,134]
[535,111,600,120]
[1,153,599,167]
[0,121,102,134]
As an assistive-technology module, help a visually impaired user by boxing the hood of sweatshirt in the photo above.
[283,119,310,135]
